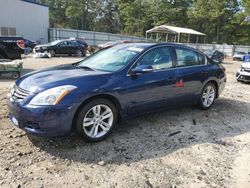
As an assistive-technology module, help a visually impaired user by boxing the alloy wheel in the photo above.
[82,104,113,138]
[202,85,215,108]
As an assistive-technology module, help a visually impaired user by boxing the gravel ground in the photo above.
[0,56,250,188]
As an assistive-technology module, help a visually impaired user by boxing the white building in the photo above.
[0,0,49,43]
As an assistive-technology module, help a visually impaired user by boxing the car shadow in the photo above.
[28,97,250,165]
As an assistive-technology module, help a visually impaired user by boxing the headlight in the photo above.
[29,85,77,106]
[7,83,15,98]
[241,66,245,72]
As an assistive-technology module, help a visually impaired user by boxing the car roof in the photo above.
[117,42,201,53]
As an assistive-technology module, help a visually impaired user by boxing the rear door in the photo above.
[69,41,80,54]
[173,47,208,103]
[124,46,177,114]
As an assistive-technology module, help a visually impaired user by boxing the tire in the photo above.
[49,50,55,57]
[75,50,83,57]
[12,72,20,79]
[76,99,118,142]
[199,82,217,110]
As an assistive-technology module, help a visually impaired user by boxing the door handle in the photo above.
[167,76,175,81]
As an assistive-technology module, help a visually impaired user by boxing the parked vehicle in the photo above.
[69,38,88,48]
[0,36,24,60]
[0,59,23,79]
[236,60,250,82]
[7,43,226,142]
[203,50,224,63]
[233,51,246,61]
[33,39,87,57]
[98,40,130,49]
[243,52,250,62]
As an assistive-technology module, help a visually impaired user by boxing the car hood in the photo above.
[242,63,250,69]
[16,64,109,93]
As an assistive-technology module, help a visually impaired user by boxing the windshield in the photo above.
[78,45,144,72]
[236,52,245,55]
[49,40,61,45]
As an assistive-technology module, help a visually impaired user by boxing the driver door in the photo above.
[124,46,177,115]
[57,41,70,54]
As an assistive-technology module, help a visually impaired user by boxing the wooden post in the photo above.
[203,35,206,43]
[166,33,168,42]
[196,35,199,44]
[156,33,159,42]
[146,32,148,40]
[174,34,177,43]
[178,33,180,43]
[188,34,190,43]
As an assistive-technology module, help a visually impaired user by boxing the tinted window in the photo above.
[60,41,69,46]
[137,47,173,70]
[198,53,206,65]
[69,41,78,46]
[176,48,204,67]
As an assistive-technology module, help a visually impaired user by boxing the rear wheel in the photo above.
[75,50,83,57]
[12,72,20,79]
[199,82,217,110]
[76,99,117,142]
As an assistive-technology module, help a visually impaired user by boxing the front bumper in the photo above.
[236,70,250,82]
[7,99,79,136]
[33,48,46,53]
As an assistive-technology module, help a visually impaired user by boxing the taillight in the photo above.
[17,40,25,49]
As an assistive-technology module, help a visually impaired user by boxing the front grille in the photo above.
[240,75,250,81]
[244,68,250,73]
[11,85,31,102]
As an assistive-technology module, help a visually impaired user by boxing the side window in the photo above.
[69,41,76,46]
[60,41,69,46]
[176,48,204,67]
[136,47,173,70]
[198,53,206,65]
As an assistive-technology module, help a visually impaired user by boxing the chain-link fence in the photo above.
[49,28,145,46]
[49,28,250,56]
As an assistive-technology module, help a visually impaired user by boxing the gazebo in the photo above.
[146,25,206,44]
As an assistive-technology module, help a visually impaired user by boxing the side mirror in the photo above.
[131,65,153,75]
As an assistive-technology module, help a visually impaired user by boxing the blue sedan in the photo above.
[7,43,226,142]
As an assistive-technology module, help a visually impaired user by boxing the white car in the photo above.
[233,52,246,61]
[236,62,250,82]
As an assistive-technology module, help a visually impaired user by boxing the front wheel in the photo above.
[199,83,217,110]
[49,50,55,57]
[76,99,117,142]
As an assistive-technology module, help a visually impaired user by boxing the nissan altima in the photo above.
[7,43,226,142]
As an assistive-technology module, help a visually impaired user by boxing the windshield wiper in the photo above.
[78,66,95,71]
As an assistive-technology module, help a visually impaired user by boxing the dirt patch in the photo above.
[0,57,250,187]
